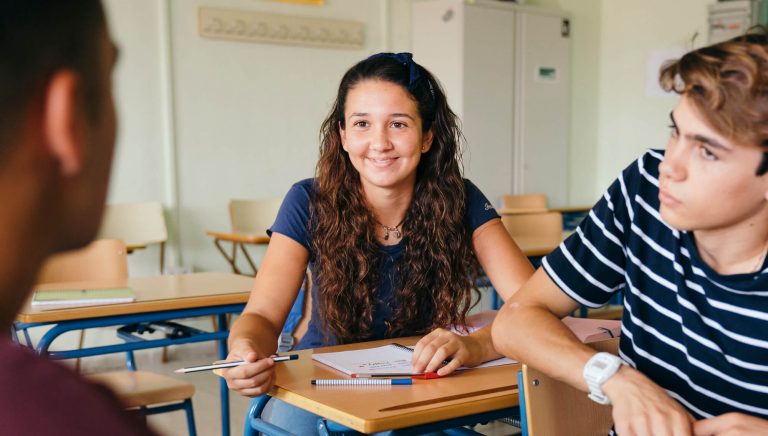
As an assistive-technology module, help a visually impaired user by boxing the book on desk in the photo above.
[31,287,135,308]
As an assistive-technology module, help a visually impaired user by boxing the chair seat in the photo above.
[85,370,195,409]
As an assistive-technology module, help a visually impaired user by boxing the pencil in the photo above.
[311,378,412,385]
[175,354,299,374]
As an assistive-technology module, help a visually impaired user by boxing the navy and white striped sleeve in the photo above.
[543,156,643,307]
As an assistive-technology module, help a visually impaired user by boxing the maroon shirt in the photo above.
[0,338,157,435]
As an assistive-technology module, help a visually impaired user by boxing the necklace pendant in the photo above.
[383,228,390,241]
[394,228,401,239]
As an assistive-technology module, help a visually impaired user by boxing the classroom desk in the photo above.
[265,337,520,434]
[14,271,253,436]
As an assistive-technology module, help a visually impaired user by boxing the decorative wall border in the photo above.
[198,7,365,49]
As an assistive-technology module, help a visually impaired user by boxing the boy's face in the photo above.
[658,96,768,232]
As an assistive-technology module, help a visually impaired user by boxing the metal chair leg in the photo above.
[213,238,242,275]
[75,329,85,373]
[244,395,293,436]
[239,243,258,276]
[183,398,197,436]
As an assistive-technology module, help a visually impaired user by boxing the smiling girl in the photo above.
[223,53,533,433]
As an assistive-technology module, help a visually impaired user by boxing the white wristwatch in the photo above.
[583,352,624,405]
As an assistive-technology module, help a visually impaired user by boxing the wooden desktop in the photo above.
[268,337,520,434]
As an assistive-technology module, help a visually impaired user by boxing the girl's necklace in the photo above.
[379,218,405,241]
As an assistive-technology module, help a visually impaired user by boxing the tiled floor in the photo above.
[73,330,520,436]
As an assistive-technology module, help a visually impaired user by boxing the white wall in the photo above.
[103,0,407,274]
[593,0,710,189]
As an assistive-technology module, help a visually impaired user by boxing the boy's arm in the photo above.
[491,268,694,435]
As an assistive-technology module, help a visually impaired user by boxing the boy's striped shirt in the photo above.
[544,149,768,419]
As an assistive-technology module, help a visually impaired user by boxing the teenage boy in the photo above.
[492,30,768,435]
[0,1,154,433]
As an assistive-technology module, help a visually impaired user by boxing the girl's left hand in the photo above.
[410,328,486,376]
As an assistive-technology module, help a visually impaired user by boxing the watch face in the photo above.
[594,361,607,369]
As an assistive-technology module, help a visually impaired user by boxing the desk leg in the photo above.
[218,313,230,436]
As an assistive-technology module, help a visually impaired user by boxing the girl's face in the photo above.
[659,95,768,232]
[340,79,433,196]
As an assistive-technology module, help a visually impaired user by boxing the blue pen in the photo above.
[311,378,412,386]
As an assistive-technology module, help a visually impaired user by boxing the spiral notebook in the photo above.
[311,343,515,377]
[32,287,135,308]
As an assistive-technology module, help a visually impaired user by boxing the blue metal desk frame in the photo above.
[12,303,245,436]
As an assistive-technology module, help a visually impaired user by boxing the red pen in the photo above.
[412,372,442,380]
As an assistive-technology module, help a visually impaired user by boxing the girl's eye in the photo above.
[391,121,407,128]
[668,124,679,139]
[353,120,368,128]
[699,144,718,161]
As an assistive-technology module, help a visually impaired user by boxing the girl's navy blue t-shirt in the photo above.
[268,178,499,349]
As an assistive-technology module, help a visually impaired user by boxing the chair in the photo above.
[97,201,167,274]
[85,371,196,435]
[35,239,197,435]
[207,198,282,276]
[517,338,618,436]
[36,239,130,373]
[501,193,548,210]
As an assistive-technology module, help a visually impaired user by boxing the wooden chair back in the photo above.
[501,193,548,210]
[97,201,167,273]
[501,212,563,240]
[521,338,619,436]
[97,201,167,247]
[229,198,282,236]
[37,239,129,284]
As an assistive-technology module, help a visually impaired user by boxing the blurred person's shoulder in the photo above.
[0,339,157,436]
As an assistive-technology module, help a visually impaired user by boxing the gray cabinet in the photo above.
[412,0,571,206]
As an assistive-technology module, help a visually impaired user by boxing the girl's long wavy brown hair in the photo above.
[311,55,481,344]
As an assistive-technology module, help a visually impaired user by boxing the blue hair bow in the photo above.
[366,52,423,94]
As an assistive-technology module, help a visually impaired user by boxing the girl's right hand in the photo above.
[221,342,276,397]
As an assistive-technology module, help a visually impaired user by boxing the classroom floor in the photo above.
[75,332,521,436]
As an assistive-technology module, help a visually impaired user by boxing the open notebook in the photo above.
[312,314,621,377]
[312,343,515,377]
[32,287,135,308]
